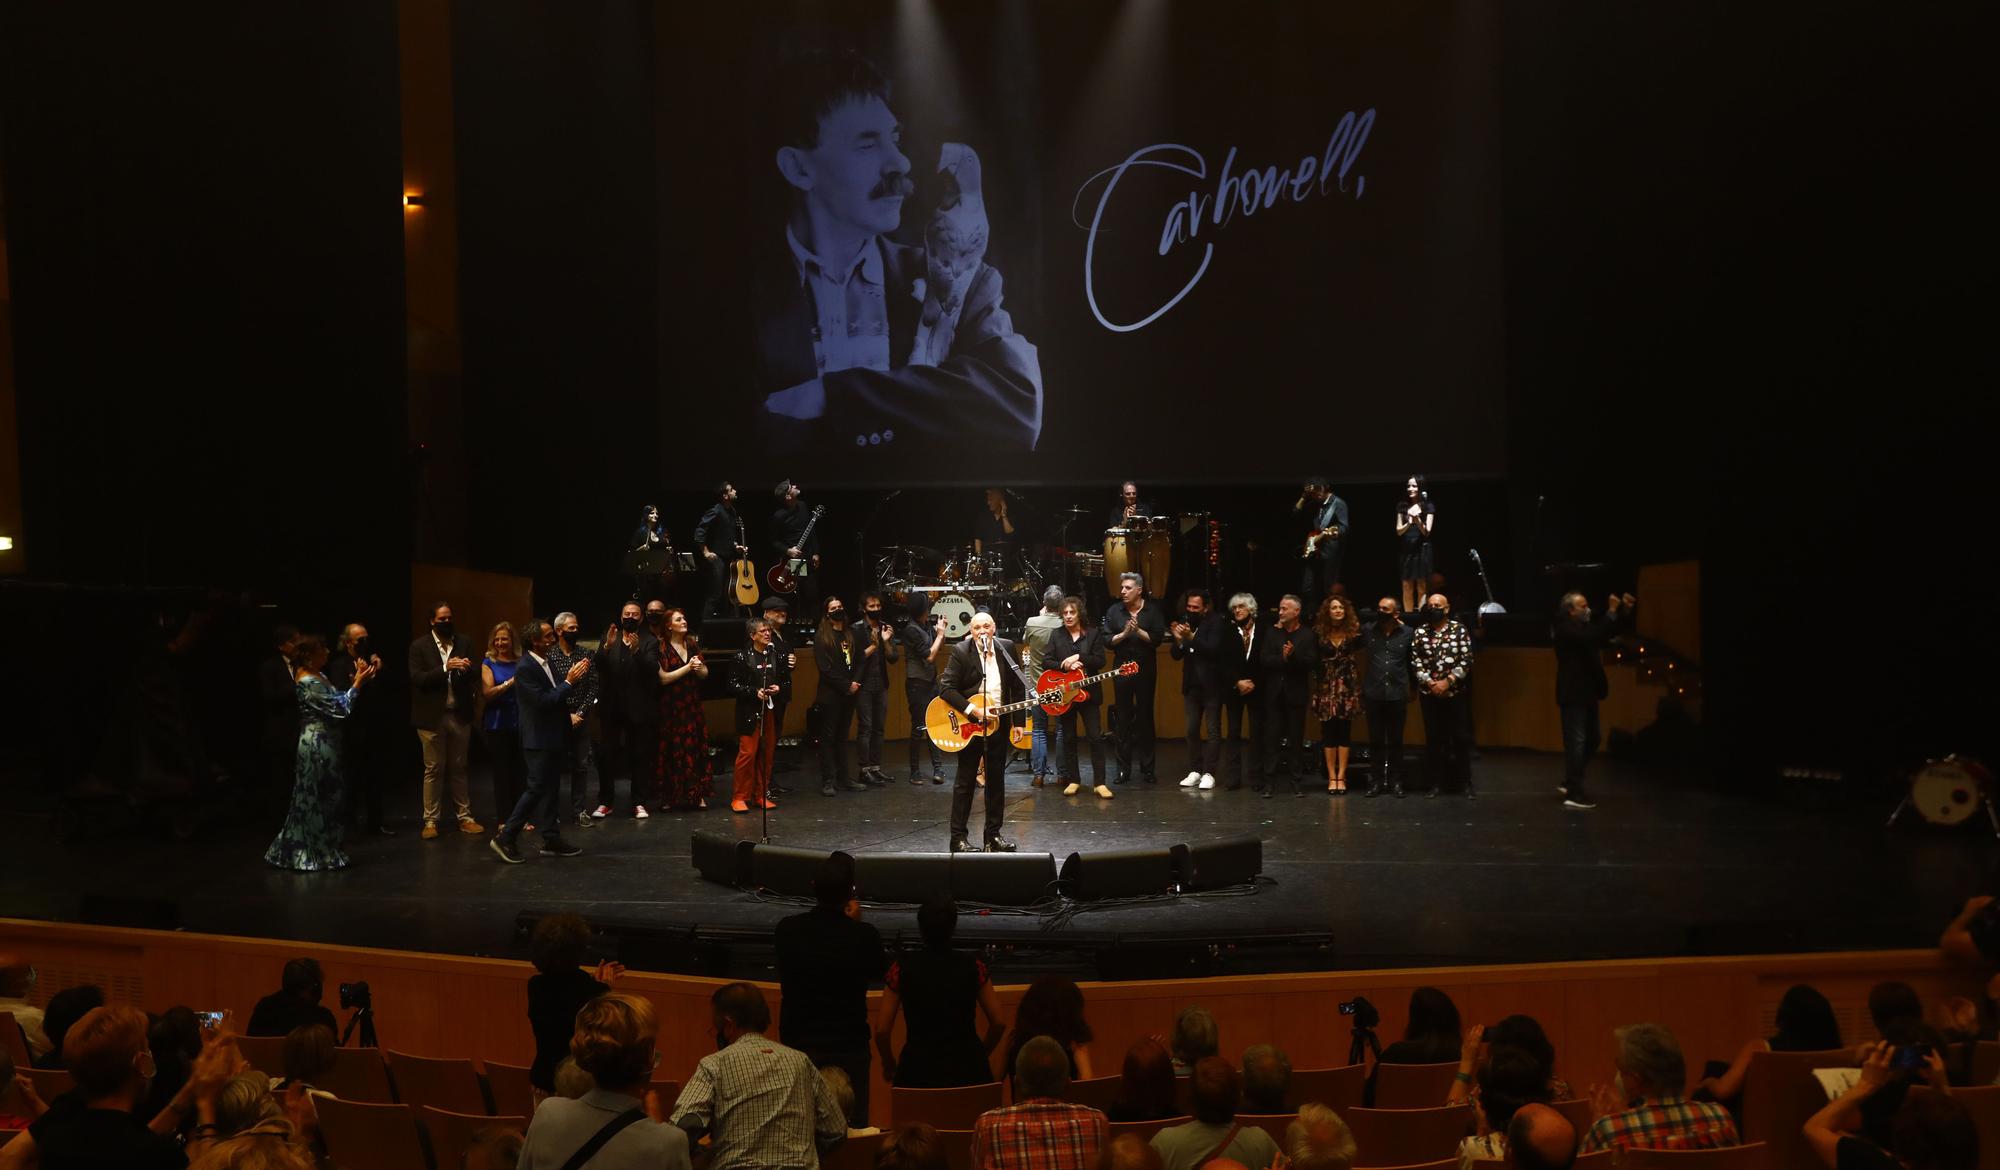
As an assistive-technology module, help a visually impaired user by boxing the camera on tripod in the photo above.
[339,981,372,1011]
[1338,996,1381,1064]
[1337,996,1379,1029]
[337,980,378,1048]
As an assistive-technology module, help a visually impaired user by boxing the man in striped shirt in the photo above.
[974,1036,1109,1170]
[1582,1023,1740,1153]
[673,982,848,1170]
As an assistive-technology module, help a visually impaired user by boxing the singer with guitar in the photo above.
[1294,476,1348,611]
[936,611,1028,852]
[768,480,824,618]
[694,481,749,618]
[1047,596,1116,799]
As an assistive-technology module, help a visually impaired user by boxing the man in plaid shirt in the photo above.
[1410,592,1476,797]
[673,983,848,1170]
[974,1036,1108,1170]
[1582,1023,1741,1153]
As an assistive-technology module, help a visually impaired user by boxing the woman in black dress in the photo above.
[874,898,1006,1087]
[1397,475,1436,613]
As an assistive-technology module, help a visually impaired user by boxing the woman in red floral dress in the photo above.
[656,608,712,810]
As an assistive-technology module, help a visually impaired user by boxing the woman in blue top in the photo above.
[265,633,376,871]
[481,622,525,831]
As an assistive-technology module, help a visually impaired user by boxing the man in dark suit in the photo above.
[326,622,393,836]
[936,611,1028,852]
[492,619,592,863]
[1259,594,1320,798]
[408,602,483,840]
[257,623,299,815]
[1169,589,1224,790]
[1204,593,1267,792]
[1553,591,1636,812]
[1354,599,1417,798]
[753,51,1041,456]
[594,600,662,818]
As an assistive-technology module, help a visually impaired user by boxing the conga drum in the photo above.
[1105,522,1173,597]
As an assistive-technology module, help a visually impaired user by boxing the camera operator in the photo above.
[246,959,336,1038]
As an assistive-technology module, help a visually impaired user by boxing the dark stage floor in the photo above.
[3,743,1989,981]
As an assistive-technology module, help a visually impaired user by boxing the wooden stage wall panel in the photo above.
[701,646,1683,754]
[0,919,1968,1125]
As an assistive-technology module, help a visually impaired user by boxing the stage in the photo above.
[2,743,1984,982]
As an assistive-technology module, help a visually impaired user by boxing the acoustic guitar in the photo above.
[766,505,826,595]
[730,515,759,607]
[925,661,1139,752]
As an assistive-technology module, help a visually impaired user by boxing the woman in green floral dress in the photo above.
[265,633,377,871]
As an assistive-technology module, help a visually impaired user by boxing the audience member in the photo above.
[33,984,105,1070]
[245,960,337,1039]
[275,1025,336,1097]
[1582,1024,1738,1153]
[1171,1008,1219,1077]
[1241,1045,1291,1114]
[1458,1046,1554,1167]
[1108,1039,1179,1123]
[525,914,625,1094]
[460,1127,527,1170]
[1283,1102,1356,1170]
[1868,983,1926,1047]
[1938,894,2000,966]
[1151,1057,1280,1170]
[0,955,49,1062]
[145,1007,205,1128]
[1506,1102,1579,1170]
[1004,978,1097,1092]
[820,1065,882,1138]
[1804,1041,1969,1170]
[1448,1015,1571,1108]
[673,983,845,1170]
[1693,984,1842,1101]
[518,993,691,1170]
[974,1036,1108,1170]
[1100,1133,1165,1170]
[777,854,888,1120]
[875,898,1006,1088]
[1,1046,37,1131]
[878,1123,951,1170]
[1365,986,1462,1105]
[14,1005,239,1169]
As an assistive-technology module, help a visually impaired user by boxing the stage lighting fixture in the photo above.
[403,193,426,207]
[0,536,12,551]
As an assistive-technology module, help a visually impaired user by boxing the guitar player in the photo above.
[936,611,1028,853]
[694,481,748,618]
[1046,596,1114,801]
[769,479,822,619]
[1293,476,1348,611]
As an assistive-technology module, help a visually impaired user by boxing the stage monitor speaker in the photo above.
[691,831,755,888]
[856,852,954,905]
[749,843,835,897]
[1175,835,1263,891]
[950,853,1058,906]
[1060,847,1179,900]
[78,894,180,931]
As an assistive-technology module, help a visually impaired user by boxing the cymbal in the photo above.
[891,545,945,562]
[1056,505,1091,515]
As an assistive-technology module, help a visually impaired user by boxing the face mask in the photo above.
[1427,607,1447,622]
[646,612,665,626]
[620,615,641,632]
[433,621,454,640]
[560,628,579,644]
[829,610,844,621]
[352,637,371,658]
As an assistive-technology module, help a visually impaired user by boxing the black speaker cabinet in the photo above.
[1176,835,1263,890]
[855,852,955,904]
[748,843,833,896]
[1059,847,1180,900]
[950,852,1059,905]
[690,831,755,888]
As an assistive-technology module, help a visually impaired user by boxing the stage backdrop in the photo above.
[660,1,1503,486]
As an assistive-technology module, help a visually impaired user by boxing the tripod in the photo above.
[1347,1023,1380,1067]
[340,1006,377,1049]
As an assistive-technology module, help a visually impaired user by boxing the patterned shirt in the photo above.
[545,642,597,715]
[974,1099,1109,1170]
[672,1032,847,1170]
[1410,619,1473,697]
[1581,1095,1740,1153]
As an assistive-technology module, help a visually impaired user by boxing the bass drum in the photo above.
[929,592,979,639]
[1102,529,1172,599]
[1910,756,1994,826]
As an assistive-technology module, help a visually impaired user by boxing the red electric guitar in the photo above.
[1034,661,1139,715]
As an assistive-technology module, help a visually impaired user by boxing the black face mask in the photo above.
[865,609,882,622]
[646,612,665,627]
[432,622,454,640]
[559,629,578,645]
[828,610,845,622]
[1427,607,1448,623]
[352,637,371,658]
[619,615,641,632]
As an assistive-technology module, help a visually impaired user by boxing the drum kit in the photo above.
[873,506,1223,637]
[1887,754,1999,837]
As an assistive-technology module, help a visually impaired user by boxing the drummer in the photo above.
[974,488,1019,555]
[1109,480,1160,528]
